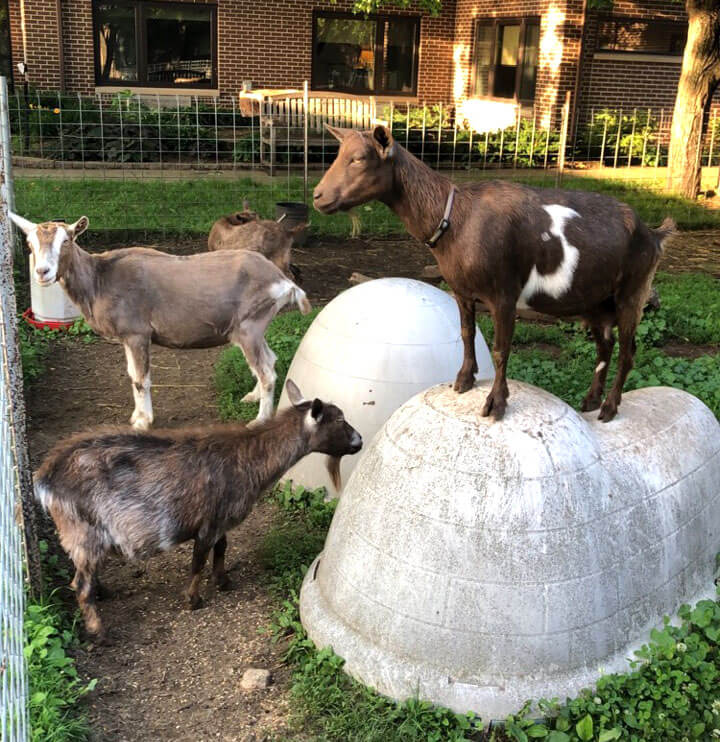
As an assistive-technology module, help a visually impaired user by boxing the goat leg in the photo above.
[185,538,212,609]
[599,304,640,422]
[124,337,153,430]
[581,320,615,412]
[481,301,515,420]
[212,534,231,591]
[453,297,478,394]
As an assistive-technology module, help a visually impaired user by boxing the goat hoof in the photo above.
[132,416,152,431]
[215,574,232,592]
[187,594,204,610]
[598,401,618,422]
[453,374,475,394]
[481,393,506,420]
[581,396,602,412]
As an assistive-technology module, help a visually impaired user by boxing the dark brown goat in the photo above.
[208,200,303,282]
[34,380,362,639]
[314,125,676,422]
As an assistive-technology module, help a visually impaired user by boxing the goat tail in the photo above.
[653,217,677,250]
[34,477,55,512]
[293,285,312,315]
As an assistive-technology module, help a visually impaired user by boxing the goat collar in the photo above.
[424,187,457,249]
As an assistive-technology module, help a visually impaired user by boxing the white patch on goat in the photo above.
[125,346,153,429]
[304,409,320,432]
[595,361,607,374]
[517,205,580,309]
[34,481,54,510]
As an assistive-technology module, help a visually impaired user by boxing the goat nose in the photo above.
[36,265,50,278]
[313,187,323,201]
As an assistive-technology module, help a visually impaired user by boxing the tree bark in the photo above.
[667,0,720,197]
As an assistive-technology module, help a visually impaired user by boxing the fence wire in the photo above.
[6,86,720,243]
[1,74,36,742]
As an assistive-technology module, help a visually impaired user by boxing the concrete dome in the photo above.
[300,380,720,719]
[278,278,493,492]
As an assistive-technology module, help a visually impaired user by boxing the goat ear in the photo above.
[372,125,395,160]
[325,124,350,142]
[310,398,324,422]
[68,215,89,238]
[285,378,306,407]
[8,211,37,235]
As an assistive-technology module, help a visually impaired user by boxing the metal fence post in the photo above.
[303,80,309,204]
[556,91,571,186]
[0,72,42,742]
[0,79,16,233]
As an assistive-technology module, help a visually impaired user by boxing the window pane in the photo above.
[519,22,539,100]
[0,0,12,84]
[384,18,417,93]
[314,16,376,92]
[145,4,213,85]
[493,24,520,98]
[95,3,137,82]
[473,24,493,97]
[598,18,686,55]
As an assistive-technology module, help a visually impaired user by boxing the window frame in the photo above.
[471,16,540,103]
[92,0,218,89]
[310,9,421,97]
[595,15,687,56]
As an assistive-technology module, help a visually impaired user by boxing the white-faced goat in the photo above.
[208,200,303,283]
[34,380,362,639]
[10,212,311,428]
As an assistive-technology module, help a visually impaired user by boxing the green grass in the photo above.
[15,172,720,240]
[25,542,95,742]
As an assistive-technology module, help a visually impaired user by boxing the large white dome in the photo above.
[278,278,494,492]
[300,380,720,719]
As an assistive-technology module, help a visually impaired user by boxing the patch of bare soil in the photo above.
[23,230,719,741]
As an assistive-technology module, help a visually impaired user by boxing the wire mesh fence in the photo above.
[6,85,720,242]
[0,74,35,741]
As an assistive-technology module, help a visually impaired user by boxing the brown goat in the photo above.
[208,200,303,283]
[313,126,676,422]
[10,212,311,428]
[34,379,362,639]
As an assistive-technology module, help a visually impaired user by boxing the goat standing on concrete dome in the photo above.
[313,125,676,422]
[10,212,311,428]
[34,379,362,639]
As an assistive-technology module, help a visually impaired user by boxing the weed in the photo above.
[26,541,95,742]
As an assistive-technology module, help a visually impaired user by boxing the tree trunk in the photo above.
[667,0,720,198]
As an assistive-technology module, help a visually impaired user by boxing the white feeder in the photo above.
[278,278,494,492]
[300,380,720,719]
[29,254,81,324]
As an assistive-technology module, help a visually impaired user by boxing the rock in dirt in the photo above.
[241,668,272,690]
[349,272,372,285]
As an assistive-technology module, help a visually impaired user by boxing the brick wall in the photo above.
[452,0,584,128]
[8,0,63,89]
[9,0,456,103]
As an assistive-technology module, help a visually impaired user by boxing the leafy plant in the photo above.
[18,322,49,386]
[26,541,95,741]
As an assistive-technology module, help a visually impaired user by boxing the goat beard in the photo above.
[326,456,343,492]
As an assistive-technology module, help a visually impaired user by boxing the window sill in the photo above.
[94,86,220,97]
[593,52,682,64]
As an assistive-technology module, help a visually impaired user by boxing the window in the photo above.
[312,11,420,96]
[597,17,686,55]
[472,18,540,101]
[93,1,217,88]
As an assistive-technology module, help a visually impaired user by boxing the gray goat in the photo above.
[34,379,362,639]
[10,212,311,427]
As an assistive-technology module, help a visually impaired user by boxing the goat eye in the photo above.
[351,157,364,165]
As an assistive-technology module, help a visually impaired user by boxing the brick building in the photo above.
[0,0,708,125]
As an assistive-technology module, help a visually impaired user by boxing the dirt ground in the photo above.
[24,232,719,741]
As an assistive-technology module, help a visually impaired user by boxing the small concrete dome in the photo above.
[278,278,493,492]
[300,380,720,719]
